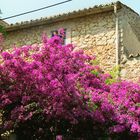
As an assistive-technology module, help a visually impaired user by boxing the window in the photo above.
[51,29,66,45]
[51,30,58,37]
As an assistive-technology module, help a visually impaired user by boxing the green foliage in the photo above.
[90,59,99,65]
[0,25,7,37]
[135,103,140,107]
[105,65,120,84]
[91,70,99,76]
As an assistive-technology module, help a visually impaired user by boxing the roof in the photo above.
[0,20,9,27]
[5,1,123,31]
[4,1,140,32]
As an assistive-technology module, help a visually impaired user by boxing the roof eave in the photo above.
[6,3,122,32]
[0,19,9,27]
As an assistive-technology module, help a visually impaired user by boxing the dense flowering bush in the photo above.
[0,32,139,140]
[109,82,140,139]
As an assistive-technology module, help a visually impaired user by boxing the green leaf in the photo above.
[105,65,120,84]
[135,103,140,107]
[90,59,99,65]
[91,70,99,76]
[0,25,7,37]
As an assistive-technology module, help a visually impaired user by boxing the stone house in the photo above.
[2,1,140,81]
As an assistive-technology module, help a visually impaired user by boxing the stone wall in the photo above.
[120,57,140,81]
[3,11,116,73]
[71,12,116,72]
[3,22,71,49]
[2,4,140,81]
[118,7,140,81]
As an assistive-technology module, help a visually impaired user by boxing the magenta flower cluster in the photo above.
[0,34,139,139]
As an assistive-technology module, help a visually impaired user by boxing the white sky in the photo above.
[0,0,140,24]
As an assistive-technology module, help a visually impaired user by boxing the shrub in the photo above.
[0,33,139,140]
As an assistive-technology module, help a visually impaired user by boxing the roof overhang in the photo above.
[0,19,9,27]
[5,1,122,32]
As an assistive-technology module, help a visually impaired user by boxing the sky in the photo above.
[0,0,140,24]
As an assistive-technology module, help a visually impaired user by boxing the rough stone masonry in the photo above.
[1,1,140,82]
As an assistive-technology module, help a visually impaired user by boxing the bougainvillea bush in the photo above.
[0,32,140,140]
